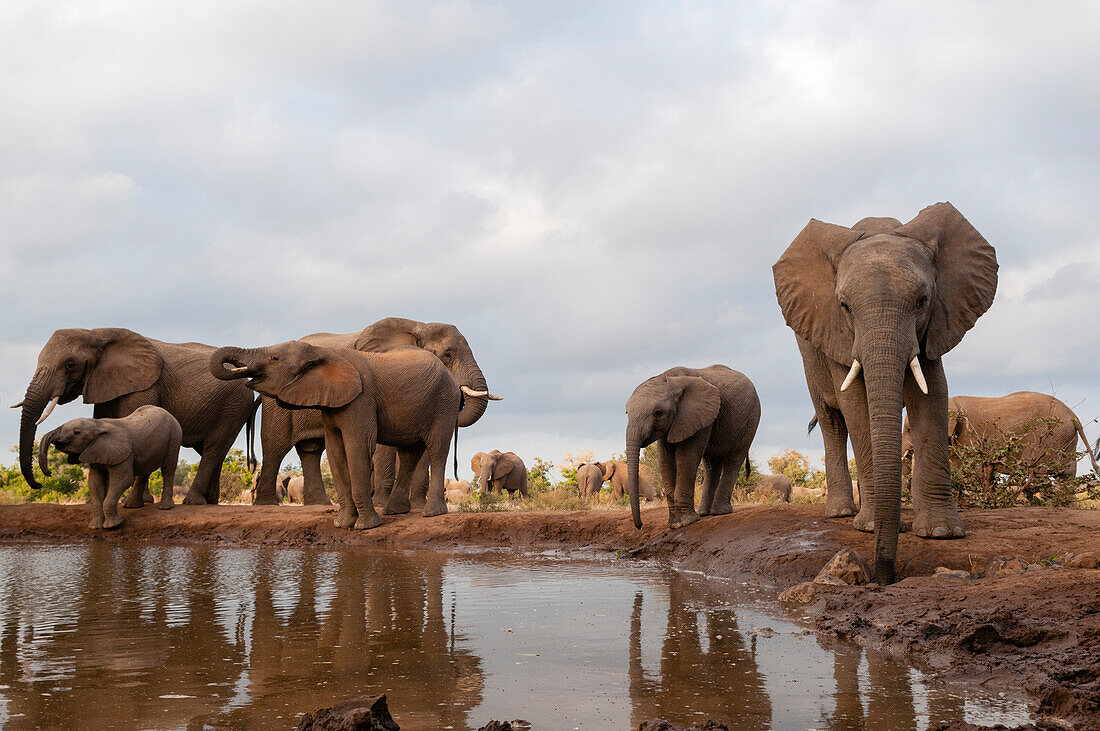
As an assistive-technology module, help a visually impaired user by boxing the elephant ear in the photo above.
[492,457,514,480]
[598,462,613,481]
[667,376,721,443]
[773,220,866,365]
[470,453,483,474]
[277,349,362,408]
[84,329,163,404]
[353,317,421,353]
[79,425,131,466]
[896,202,998,359]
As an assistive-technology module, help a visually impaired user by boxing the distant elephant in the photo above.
[596,460,657,502]
[16,328,257,505]
[774,203,998,583]
[625,365,760,529]
[903,391,1100,491]
[250,318,499,507]
[212,341,460,528]
[575,463,605,500]
[790,484,825,501]
[471,451,527,498]
[750,474,792,502]
[37,406,181,529]
[247,471,290,504]
[285,475,306,503]
[444,478,471,503]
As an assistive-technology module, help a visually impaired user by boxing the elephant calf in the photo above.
[38,405,182,529]
[749,474,792,502]
[576,462,605,500]
[445,478,471,503]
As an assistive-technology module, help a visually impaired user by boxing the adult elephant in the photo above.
[251,317,498,506]
[774,202,998,583]
[903,391,1099,489]
[750,474,792,502]
[575,462,605,500]
[471,451,527,498]
[596,460,658,502]
[16,328,256,504]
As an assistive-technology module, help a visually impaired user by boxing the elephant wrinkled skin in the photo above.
[774,202,998,583]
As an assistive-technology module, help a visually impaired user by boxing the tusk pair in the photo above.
[839,360,861,392]
[36,396,60,426]
[460,385,504,401]
[910,356,929,395]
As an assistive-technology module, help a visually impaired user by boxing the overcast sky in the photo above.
[2,1,1098,477]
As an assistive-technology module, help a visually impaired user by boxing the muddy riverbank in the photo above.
[2,502,1097,728]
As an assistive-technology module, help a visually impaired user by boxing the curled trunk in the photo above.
[627,440,642,529]
[210,346,259,379]
[37,428,60,476]
[864,347,906,584]
[455,363,489,428]
[19,372,56,490]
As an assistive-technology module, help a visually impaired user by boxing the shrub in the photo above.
[768,449,826,489]
[527,458,555,494]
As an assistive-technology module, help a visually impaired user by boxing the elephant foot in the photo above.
[122,499,144,509]
[334,510,358,529]
[102,514,124,530]
[304,494,332,506]
[353,512,383,530]
[825,498,857,518]
[668,509,701,529]
[853,507,875,533]
[252,496,280,506]
[157,498,174,511]
[143,490,155,503]
[88,516,104,530]
[702,503,732,517]
[422,500,448,518]
[382,497,411,515]
[913,507,966,539]
[182,491,208,506]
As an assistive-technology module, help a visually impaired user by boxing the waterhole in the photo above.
[0,544,1028,729]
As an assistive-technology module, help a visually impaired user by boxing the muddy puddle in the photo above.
[0,543,1030,729]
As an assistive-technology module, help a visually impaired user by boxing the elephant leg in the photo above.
[323,426,358,529]
[158,452,177,510]
[297,447,332,506]
[193,426,240,504]
[697,457,719,515]
[709,450,746,516]
[372,445,397,509]
[421,438,448,518]
[409,452,431,512]
[669,431,709,529]
[87,467,107,529]
[123,474,149,509]
[102,466,135,529]
[819,406,859,518]
[341,434,381,531]
[906,357,964,539]
[384,447,418,516]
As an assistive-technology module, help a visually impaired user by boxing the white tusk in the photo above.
[228,366,250,374]
[460,386,503,401]
[486,393,503,401]
[839,360,861,392]
[910,356,929,395]
[10,399,24,408]
[36,396,59,425]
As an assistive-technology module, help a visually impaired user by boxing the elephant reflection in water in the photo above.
[0,543,247,729]
[629,584,772,729]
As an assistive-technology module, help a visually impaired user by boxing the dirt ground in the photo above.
[2,502,1097,728]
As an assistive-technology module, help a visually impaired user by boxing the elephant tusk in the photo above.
[460,386,504,401]
[910,356,929,395]
[486,393,503,401]
[10,399,24,408]
[227,366,250,374]
[36,396,60,425]
[839,360,861,392]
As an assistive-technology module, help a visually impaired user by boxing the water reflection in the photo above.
[0,545,1029,730]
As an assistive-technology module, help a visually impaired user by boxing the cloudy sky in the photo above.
[2,1,1098,476]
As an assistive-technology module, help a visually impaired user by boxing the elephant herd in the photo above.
[13,202,1099,583]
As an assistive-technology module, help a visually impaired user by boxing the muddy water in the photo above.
[0,544,1028,730]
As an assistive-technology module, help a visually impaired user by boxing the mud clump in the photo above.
[638,719,729,731]
[477,721,532,731]
[296,694,399,731]
[779,548,870,604]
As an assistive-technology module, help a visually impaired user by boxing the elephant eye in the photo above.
[270,355,279,362]
[654,409,664,417]
[915,295,929,311]
[839,301,851,314]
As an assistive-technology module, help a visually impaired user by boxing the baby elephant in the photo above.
[749,474,792,502]
[576,462,605,500]
[38,405,182,529]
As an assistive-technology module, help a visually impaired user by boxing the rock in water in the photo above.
[813,548,871,586]
[296,694,399,731]
[478,722,532,731]
[639,719,729,731]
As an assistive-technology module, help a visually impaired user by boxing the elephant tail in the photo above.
[452,419,460,480]
[1072,417,1100,474]
[743,456,751,483]
[807,415,818,435]
[245,396,261,472]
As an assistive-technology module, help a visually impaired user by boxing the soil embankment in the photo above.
[2,502,1097,728]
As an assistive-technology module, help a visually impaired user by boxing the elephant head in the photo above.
[475,450,513,489]
[624,374,720,528]
[38,418,131,474]
[210,342,362,409]
[774,202,997,582]
[17,328,162,489]
[355,317,499,428]
[597,461,615,482]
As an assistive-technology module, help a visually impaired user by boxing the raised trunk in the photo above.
[210,346,259,379]
[863,346,906,585]
[455,363,489,428]
[19,372,56,490]
[627,440,642,529]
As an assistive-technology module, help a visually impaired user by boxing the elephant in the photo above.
[444,478,471,503]
[575,462,605,500]
[749,474,792,502]
[371,444,429,510]
[247,471,290,503]
[285,475,306,503]
[774,202,998,583]
[37,405,181,529]
[625,365,760,529]
[596,460,658,502]
[903,391,1100,492]
[790,484,826,501]
[249,318,498,506]
[16,328,257,505]
[211,341,461,528]
[471,451,527,498]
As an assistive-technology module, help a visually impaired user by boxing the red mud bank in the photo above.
[2,503,1099,728]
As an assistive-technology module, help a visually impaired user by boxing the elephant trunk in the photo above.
[455,362,489,428]
[37,428,60,477]
[863,339,907,585]
[19,370,59,490]
[627,438,642,529]
[210,346,261,380]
